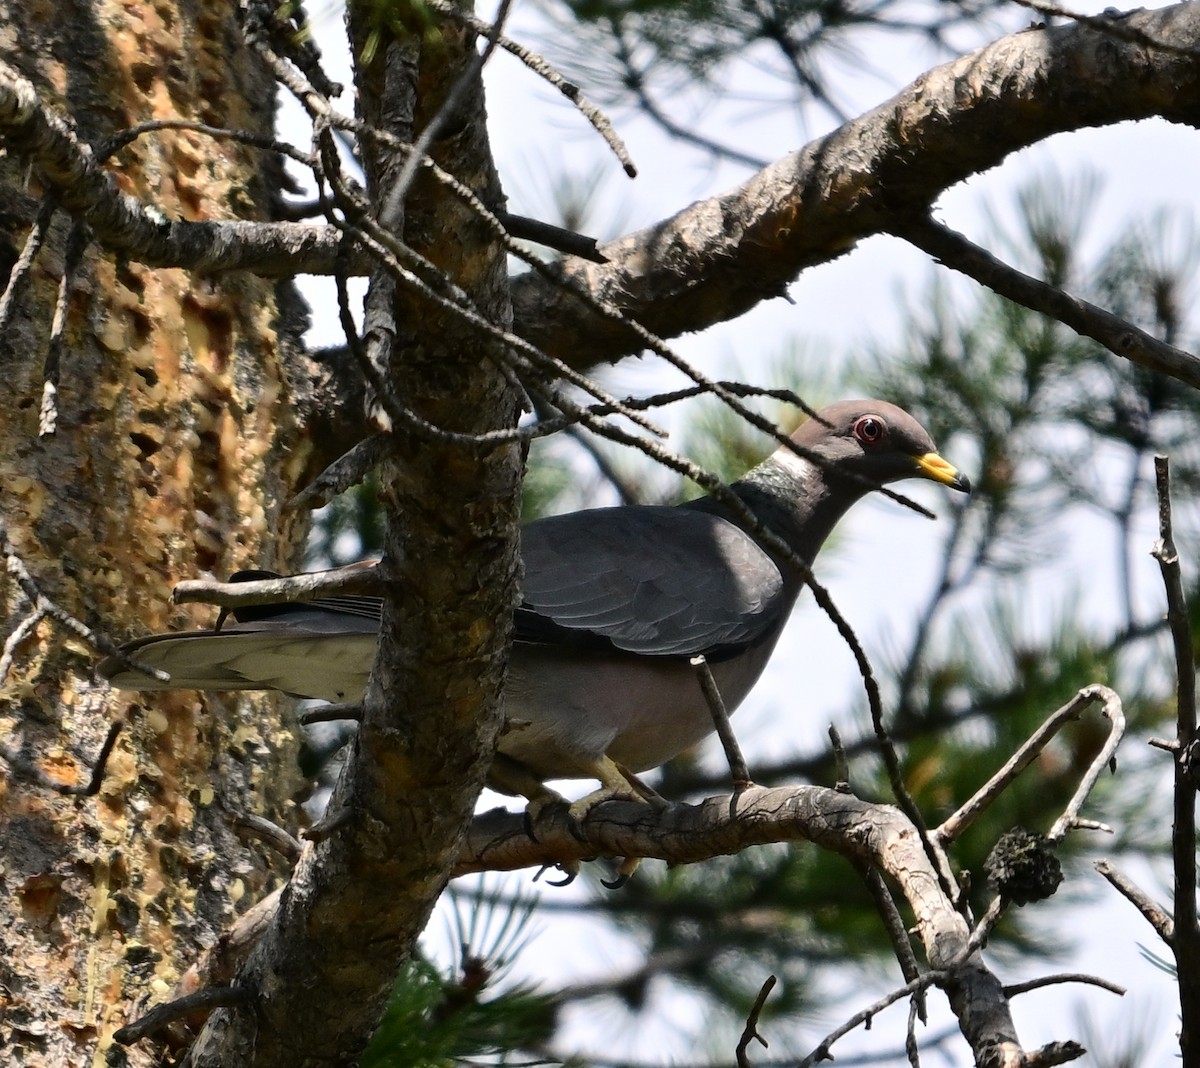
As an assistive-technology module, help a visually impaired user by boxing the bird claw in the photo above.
[601,856,642,889]
[522,776,656,884]
[535,860,580,887]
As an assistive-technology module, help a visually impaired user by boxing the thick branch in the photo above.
[176,787,1032,1065]
[509,3,1200,368]
[5,4,1200,327]
[460,786,1026,1064]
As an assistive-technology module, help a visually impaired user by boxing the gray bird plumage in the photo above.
[100,399,969,804]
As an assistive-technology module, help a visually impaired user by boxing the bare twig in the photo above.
[39,221,88,437]
[1008,0,1200,59]
[856,860,926,1021]
[498,211,606,262]
[1150,456,1200,1044]
[423,0,636,177]
[893,213,1200,392]
[1003,972,1125,998]
[0,514,166,677]
[330,252,409,440]
[287,435,392,511]
[1046,686,1124,843]
[905,996,920,1067]
[113,986,251,1046]
[937,685,1122,844]
[0,199,54,338]
[228,811,303,863]
[96,118,313,168]
[963,896,1006,957]
[828,724,850,791]
[692,655,754,813]
[611,24,768,170]
[798,969,948,1068]
[172,560,382,610]
[853,609,955,903]
[1094,859,1174,945]
[894,491,974,716]
[0,607,44,684]
[736,975,776,1068]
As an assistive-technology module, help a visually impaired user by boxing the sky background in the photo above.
[292,0,1195,1061]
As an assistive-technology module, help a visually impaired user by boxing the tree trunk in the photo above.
[185,5,524,1062]
[0,4,315,1063]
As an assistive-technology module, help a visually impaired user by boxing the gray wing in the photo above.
[516,506,790,657]
[101,506,790,696]
[98,607,378,702]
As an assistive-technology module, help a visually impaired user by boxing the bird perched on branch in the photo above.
[101,400,968,820]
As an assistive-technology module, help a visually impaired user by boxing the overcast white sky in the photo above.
[292,1,1194,1061]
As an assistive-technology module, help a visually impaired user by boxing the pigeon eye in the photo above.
[854,416,885,444]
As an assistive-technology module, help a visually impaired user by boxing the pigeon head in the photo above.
[790,399,971,493]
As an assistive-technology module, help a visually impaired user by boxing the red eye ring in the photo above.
[854,415,885,444]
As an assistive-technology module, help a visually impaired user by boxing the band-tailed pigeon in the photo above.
[101,400,968,811]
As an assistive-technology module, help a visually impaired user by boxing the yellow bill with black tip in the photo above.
[915,451,971,493]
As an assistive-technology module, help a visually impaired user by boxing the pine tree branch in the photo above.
[510,3,1200,369]
[6,3,1200,351]
[459,785,1021,1063]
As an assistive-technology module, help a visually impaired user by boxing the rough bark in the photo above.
[0,3,313,1065]
[184,5,523,1065]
